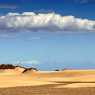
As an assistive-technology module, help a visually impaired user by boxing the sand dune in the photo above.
[0,64,95,94]
[0,68,95,88]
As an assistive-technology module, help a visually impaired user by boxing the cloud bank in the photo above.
[0,12,95,32]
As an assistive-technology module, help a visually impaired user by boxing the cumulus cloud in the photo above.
[0,12,95,32]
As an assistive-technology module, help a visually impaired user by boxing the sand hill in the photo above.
[0,64,37,75]
[0,64,95,95]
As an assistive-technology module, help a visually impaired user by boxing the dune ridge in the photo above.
[0,64,37,75]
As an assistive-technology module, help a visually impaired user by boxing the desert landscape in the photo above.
[0,64,95,95]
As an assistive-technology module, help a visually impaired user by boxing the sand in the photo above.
[0,69,95,95]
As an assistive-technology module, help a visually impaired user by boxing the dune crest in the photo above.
[0,64,37,75]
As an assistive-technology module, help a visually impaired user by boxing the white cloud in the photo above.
[0,12,95,32]
[20,60,40,65]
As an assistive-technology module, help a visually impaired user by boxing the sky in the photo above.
[0,0,95,70]
[0,0,95,19]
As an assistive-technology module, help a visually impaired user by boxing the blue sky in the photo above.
[0,0,95,19]
[1,31,95,70]
[0,0,95,70]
